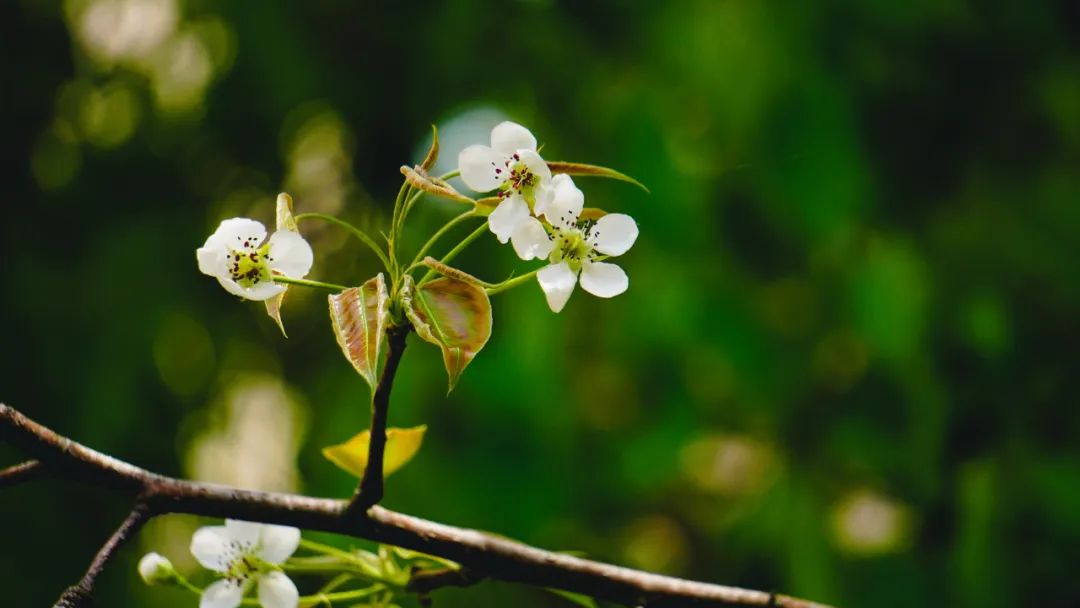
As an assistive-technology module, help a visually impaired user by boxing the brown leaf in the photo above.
[328,274,390,391]
[404,276,492,392]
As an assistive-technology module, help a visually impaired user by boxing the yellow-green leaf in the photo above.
[404,276,492,392]
[546,161,650,193]
[265,192,300,336]
[322,425,427,478]
[328,274,389,391]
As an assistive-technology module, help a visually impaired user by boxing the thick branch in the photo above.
[348,324,411,514]
[0,459,43,488]
[0,403,830,608]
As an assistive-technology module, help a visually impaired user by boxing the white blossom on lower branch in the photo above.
[196,218,313,301]
[190,519,301,608]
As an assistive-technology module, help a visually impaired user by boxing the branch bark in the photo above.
[347,324,410,516]
[0,403,831,608]
[0,459,43,488]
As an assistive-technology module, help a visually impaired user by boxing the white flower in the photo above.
[190,519,301,608]
[138,552,175,586]
[197,218,313,301]
[510,175,638,313]
[457,121,555,249]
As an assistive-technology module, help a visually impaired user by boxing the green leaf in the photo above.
[546,161,650,193]
[322,425,427,478]
[404,276,493,392]
[328,274,389,391]
[265,192,300,336]
[545,588,599,608]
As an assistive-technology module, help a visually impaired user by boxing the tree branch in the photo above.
[0,459,43,488]
[347,324,411,515]
[0,403,831,608]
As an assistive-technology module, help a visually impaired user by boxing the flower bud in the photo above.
[137,552,177,586]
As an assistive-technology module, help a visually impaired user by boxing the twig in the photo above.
[347,324,411,515]
[54,502,152,607]
[0,403,831,608]
[0,459,43,488]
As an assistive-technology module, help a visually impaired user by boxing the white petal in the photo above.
[580,261,629,298]
[257,525,301,565]
[267,231,313,278]
[488,196,530,244]
[224,519,262,547]
[490,121,537,154]
[197,244,228,278]
[510,217,554,261]
[217,277,286,301]
[213,218,267,249]
[190,526,230,572]
[458,145,508,192]
[589,213,638,256]
[536,262,578,313]
[542,174,584,224]
[258,571,299,608]
[532,182,555,218]
[516,149,551,184]
[200,579,245,608]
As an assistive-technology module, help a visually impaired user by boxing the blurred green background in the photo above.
[3,0,1080,606]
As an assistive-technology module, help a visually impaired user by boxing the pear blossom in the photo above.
[197,218,313,301]
[509,175,638,312]
[190,519,301,608]
[457,121,555,248]
[138,552,176,586]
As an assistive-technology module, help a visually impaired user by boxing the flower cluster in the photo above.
[459,121,639,312]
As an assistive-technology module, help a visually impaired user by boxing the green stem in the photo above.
[389,180,412,273]
[486,267,543,295]
[281,561,357,575]
[299,539,366,564]
[397,169,469,248]
[418,221,489,286]
[296,585,386,607]
[410,210,477,270]
[273,276,348,292]
[295,213,392,271]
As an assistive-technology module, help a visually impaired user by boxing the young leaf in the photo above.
[546,161,650,193]
[400,165,473,204]
[328,274,389,391]
[420,124,439,171]
[322,425,427,478]
[421,257,492,289]
[265,192,301,336]
[404,277,493,392]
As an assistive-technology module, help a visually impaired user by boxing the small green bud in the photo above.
[137,552,177,586]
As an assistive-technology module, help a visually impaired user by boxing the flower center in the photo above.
[228,240,273,288]
[221,541,268,585]
[549,219,598,272]
[497,154,538,205]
